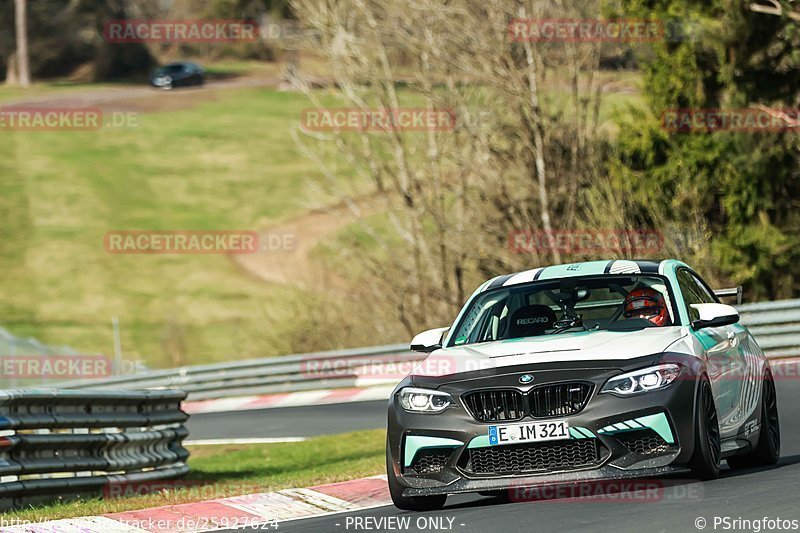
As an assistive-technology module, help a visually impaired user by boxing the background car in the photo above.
[149,62,204,89]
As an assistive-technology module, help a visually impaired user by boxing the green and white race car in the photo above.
[387,259,780,511]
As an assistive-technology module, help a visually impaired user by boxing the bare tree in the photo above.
[13,0,30,87]
[290,0,609,336]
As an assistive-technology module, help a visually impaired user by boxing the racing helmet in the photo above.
[623,287,670,326]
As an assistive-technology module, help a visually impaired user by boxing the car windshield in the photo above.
[160,65,185,73]
[449,275,676,347]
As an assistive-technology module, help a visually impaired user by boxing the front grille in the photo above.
[462,389,524,422]
[529,382,593,418]
[404,448,452,475]
[463,439,601,476]
[616,429,672,456]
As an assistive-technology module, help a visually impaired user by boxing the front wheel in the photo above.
[727,372,780,469]
[386,440,447,511]
[688,378,721,480]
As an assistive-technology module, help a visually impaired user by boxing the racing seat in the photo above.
[507,305,558,339]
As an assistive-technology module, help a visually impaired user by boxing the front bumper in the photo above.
[387,360,699,497]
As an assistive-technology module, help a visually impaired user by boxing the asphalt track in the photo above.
[186,400,387,439]
[219,360,800,533]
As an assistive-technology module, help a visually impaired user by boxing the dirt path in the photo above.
[232,195,384,288]
[0,76,282,112]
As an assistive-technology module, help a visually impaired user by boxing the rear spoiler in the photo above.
[714,286,743,305]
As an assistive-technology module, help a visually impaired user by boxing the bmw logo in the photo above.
[519,374,534,384]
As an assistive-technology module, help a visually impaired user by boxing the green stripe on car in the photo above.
[597,412,675,444]
[403,436,462,467]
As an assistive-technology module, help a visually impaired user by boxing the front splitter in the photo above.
[402,465,690,497]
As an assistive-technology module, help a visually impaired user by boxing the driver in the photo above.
[623,287,670,326]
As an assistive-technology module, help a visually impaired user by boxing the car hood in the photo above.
[411,326,689,378]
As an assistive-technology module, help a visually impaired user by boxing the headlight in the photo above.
[397,387,452,413]
[600,364,681,396]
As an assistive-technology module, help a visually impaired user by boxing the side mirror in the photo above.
[410,327,450,353]
[690,303,739,330]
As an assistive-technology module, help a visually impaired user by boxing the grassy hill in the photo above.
[0,86,362,368]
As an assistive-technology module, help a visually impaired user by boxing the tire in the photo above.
[727,372,780,469]
[688,378,721,480]
[386,440,447,511]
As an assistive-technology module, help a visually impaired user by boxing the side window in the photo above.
[689,273,717,304]
[676,269,716,322]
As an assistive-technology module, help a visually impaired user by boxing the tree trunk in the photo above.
[6,53,18,85]
[14,0,30,87]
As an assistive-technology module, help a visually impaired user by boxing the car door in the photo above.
[676,269,745,439]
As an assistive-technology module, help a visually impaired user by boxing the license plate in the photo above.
[488,420,570,445]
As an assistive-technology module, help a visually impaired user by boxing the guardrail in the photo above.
[738,299,800,358]
[57,344,419,401]
[0,327,84,389]
[0,389,189,510]
[50,299,800,401]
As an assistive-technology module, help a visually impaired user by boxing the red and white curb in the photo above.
[183,385,395,415]
[4,475,391,533]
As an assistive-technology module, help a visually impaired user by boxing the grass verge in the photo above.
[5,429,386,522]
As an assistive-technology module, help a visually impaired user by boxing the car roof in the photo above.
[479,259,689,292]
